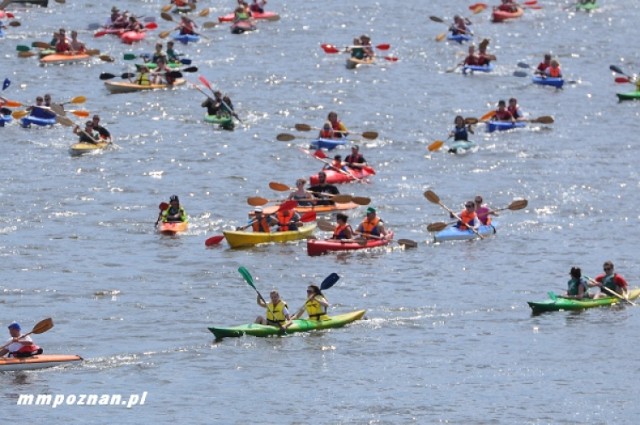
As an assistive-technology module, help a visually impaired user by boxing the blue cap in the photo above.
[8,322,20,330]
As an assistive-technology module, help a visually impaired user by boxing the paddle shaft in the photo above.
[198,76,242,123]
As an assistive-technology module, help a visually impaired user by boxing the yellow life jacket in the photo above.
[306,297,329,321]
[138,72,150,86]
[266,300,288,324]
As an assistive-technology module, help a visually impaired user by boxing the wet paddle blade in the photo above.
[295,123,312,132]
[269,182,291,192]
[99,72,116,80]
[397,239,418,248]
[435,32,446,42]
[199,8,210,17]
[429,16,445,23]
[316,219,335,231]
[332,194,353,204]
[31,318,54,334]
[352,196,371,206]
[203,21,217,29]
[247,196,269,206]
[12,110,29,119]
[362,131,378,140]
[56,115,74,126]
[18,51,36,58]
[5,100,22,107]
[71,110,90,118]
[507,199,528,210]
[276,133,295,142]
[376,44,390,50]
[465,117,479,125]
[320,273,340,290]
[161,4,172,12]
[68,96,86,105]
[159,202,169,211]
[161,12,173,22]
[530,116,554,124]
[159,31,171,39]
[428,140,444,152]
[547,291,558,301]
[424,190,440,204]
[100,55,114,62]
[513,71,528,78]
[238,266,255,289]
[517,62,530,69]
[16,45,31,52]
[204,235,225,246]
[427,222,448,232]
[480,110,496,121]
[9,21,21,27]
[615,77,631,83]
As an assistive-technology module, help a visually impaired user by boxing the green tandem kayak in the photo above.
[528,288,640,313]
[616,91,640,101]
[208,309,366,339]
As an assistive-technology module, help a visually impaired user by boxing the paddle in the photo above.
[0,318,54,350]
[524,116,554,124]
[427,140,445,152]
[321,43,390,53]
[294,123,378,140]
[268,181,355,204]
[161,12,174,22]
[4,100,22,107]
[161,4,172,12]
[198,75,242,123]
[427,199,528,231]
[154,202,169,227]
[237,266,279,327]
[424,190,484,239]
[547,291,558,301]
[615,77,634,84]
[199,8,210,17]
[513,70,528,78]
[18,51,37,58]
[318,219,417,247]
[68,109,90,118]
[62,96,86,106]
[609,65,633,80]
[290,273,340,320]
[99,72,136,80]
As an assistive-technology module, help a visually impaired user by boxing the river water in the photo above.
[1,0,640,423]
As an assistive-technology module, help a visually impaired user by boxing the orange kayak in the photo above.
[0,354,83,372]
[39,53,91,64]
[158,221,189,235]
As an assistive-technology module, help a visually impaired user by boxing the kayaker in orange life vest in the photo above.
[250,206,277,233]
[331,213,354,240]
[255,289,290,326]
[456,201,480,231]
[355,207,387,239]
[318,122,334,139]
[276,208,301,232]
[0,322,43,358]
[545,60,562,78]
[492,100,515,123]
[507,98,524,121]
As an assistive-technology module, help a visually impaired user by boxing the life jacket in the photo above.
[252,217,271,233]
[351,48,365,60]
[507,105,522,120]
[452,125,468,141]
[537,62,550,73]
[137,72,150,86]
[457,210,476,230]
[174,0,187,6]
[493,109,513,121]
[277,210,294,231]
[567,277,589,297]
[475,206,492,225]
[464,55,479,66]
[319,129,333,139]
[601,274,622,293]
[162,206,186,222]
[10,344,42,358]
[306,297,329,321]
[235,11,249,21]
[359,217,381,238]
[55,40,70,53]
[332,224,350,240]
[547,66,561,78]
[266,300,288,325]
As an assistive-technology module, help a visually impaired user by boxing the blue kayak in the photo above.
[462,63,494,75]
[20,107,57,128]
[309,136,348,151]
[434,222,497,242]
[447,33,473,44]
[0,112,11,127]
[485,120,526,133]
[172,32,200,44]
[448,140,478,154]
[532,76,564,88]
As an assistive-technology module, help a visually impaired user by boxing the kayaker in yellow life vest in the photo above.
[290,285,330,321]
[162,195,187,223]
[136,65,151,86]
[255,290,290,326]
[355,207,387,240]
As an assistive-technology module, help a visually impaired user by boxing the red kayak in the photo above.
[309,166,375,185]
[120,31,146,44]
[491,6,524,22]
[218,11,279,23]
[307,232,394,256]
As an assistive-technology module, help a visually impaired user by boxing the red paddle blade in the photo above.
[198,75,212,90]
[205,235,225,246]
[615,77,631,83]
[314,149,327,159]
[322,46,340,54]
[524,0,537,5]
[384,56,398,62]
[159,202,169,211]
[7,12,15,18]
[278,200,298,212]
[375,43,390,50]
[145,22,158,30]
[94,30,108,38]
[300,211,317,222]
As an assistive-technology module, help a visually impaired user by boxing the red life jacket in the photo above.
[11,344,42,358]
[494,109,513,121]
[319,129,333,138]
[547,66,561,78]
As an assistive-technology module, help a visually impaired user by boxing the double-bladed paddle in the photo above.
[198,75,242,123]
[0,318,54,350]
[294,123,378,140]
[268,181,370,205]
[317,219,417,247]
[424,190,484,239]
[99,72,136,80]
[290,273,340,319]
[586,277,636,306]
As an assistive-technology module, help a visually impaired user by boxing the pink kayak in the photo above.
[309,166,376,185]
[218,11,279,23]
[94,27,125,37]
[120,30,146,44]
[491,6,524,22]
[307,232,394,256]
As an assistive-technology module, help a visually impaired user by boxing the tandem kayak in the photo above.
[69,140,111,156]
[172,32,200,44]
[120,30,146,44]
[230,20,256,34]
[307,232,394,256]
[158,221,189,235]
[486,120,526,133]
[616,91,640,101]
[447,33,473,44]
[309,136,348,151]
[528,288,640,313]
[104,78,186,94]
[39,53,91,65]
[434,223,496,242]
[309,166,375,185]
[448,140,478,154]
[532,76,564,88]
[20,107,57,128]
[346,57,375,70]
[209,309,366,339]
[491,6,524,22]
[0,354,83,372]
[222,223,316,248]
[462,63,494,75]
[576,2,599,11]
[218,11,280,23]
[259,201,359,216]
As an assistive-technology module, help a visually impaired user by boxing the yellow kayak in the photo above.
[104,78,186,94]
[223,223,317,248]
[69,140,111,156]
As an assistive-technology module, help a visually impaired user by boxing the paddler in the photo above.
[307,171,340,205]
[290,285,330,321]
[344,145,368,170]
[255,290,290,326]
[491,100,516,123]
[592,261,629,299]
[545,60,562,78]
[326,111,348,137]
[69,30,86,53]
[565,267,592,299]
[455,201,479,231]
[162,195,188,223]
[496,0,518,13]
[449,115,474,141]
[248,206,277,233]
[354,207,387,240]
[331,213,354,240]
[177,16,197,36]
[473,195,496,225]
[91,115,111,141]
[250,0,266,14]
[0,322,43,358]
[507,98,524,121]
[535,54,552,76]
[449,15,472,36]
[73,120,99,144]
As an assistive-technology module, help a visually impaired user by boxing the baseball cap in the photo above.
[254,206,263,213]
[366,207,376,214]
[8,322,20,330]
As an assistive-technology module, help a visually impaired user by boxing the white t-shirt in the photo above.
[5,335,33,353]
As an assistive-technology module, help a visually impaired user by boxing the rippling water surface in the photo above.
[1,0,640,423]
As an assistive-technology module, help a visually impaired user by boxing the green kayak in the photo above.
[576,2,598,11]
[204,114,234,130]
[616,91,640,101]
[208,309,366,339]
[528,288,640,313]
[135,62,181,70]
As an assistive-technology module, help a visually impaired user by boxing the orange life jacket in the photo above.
[252,217,271,233]
[547,66,561,78]
[332,224,350,239]
[319,129,333,138]
[458,210,476,230]
[277,210,293,231]
[359,217,380,238]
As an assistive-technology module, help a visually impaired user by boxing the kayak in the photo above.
[38,48,56,58]
[485,120,527,133]
[104,78,186,94]
[616,91,640,101]
[222,223,317,249]
[259,201,359,216]
[218,11,279,23]
[309,166,375,185]
[532,76,564,88]
[39,53,91,65]
[204,114,234,129]
[447,33,473,44]
[20,107,57,128]
[94,27,124,37]
[448,140,478,154]
[434,223,497,242]
[135,62,182,70]
[491,6,524,22]
[231,20,256,34]
[158,221,189,235]
[120,30,146,44]
[346,57,375,70]
[0,354,83,372]
[528,288,640,313]
[209,309,366,339]
[462,63,494,75]
[69,140,111,156]
[172,32,200,44]
[576,2,599,11]
[307,232,394,256]
[309,136,348,151]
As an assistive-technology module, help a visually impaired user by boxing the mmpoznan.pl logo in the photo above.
[17,392,148,408]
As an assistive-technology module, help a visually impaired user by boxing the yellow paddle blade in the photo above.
[199,8,210,17]
[428,140,444,152]
[480,110,496,121]
[159,31,171,39]
[161,4,172,12]
[12,110,29,119]
[69,96,86,104]
[435,32,446,42]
